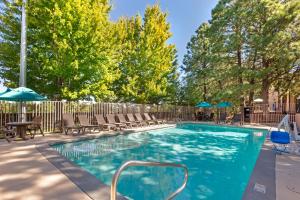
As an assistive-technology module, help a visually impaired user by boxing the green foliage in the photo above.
[114,5,178,104]
[0,2,178,103]
[30,0,120,100]
[0,0,21,88]
[183,0,300,106]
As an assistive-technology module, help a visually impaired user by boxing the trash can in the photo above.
[244,107,251,123]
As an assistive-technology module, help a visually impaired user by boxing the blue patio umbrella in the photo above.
[216,101,232,108]
[196,101,212,108]
[0,87,46,101]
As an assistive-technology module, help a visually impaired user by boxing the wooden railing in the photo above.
[251,103,299,114]
[250,112,296,124]
[0,101,195,133]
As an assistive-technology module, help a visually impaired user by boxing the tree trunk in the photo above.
[249,87,254,105]
[248,50,257,106]
[203,79,207,101]
[262,57,271,107]
[237,46,244,109]
[261,78,269,112]
[218,80,223,90]
[56,77,63,100]
[235,19,244,107]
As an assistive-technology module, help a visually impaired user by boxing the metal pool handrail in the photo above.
[110,160,188,200]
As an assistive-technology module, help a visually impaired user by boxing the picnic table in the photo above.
[6,121,33,140]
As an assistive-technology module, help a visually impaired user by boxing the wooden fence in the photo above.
[249,112,296,124]
[0,101,195,133]
[248,103,298,124]
[1,100,297,133]
[251,103,299,114]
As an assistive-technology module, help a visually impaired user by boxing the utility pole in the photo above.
[19,0,27,122]
[20,0,27,87]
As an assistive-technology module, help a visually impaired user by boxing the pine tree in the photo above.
[183,0,300,106]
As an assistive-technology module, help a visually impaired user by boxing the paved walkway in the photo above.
[276,146,300,200]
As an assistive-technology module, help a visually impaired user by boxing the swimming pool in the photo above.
[52,123,267,200]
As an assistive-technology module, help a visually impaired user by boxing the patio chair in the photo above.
[62,113,82,135]
[218,113,227,124]
[227,114,242,125]
[106,114,127,130]
[203,113,210,121]
[116,114,138,128]
[127,113,142,127]
[143,113,155,125]
[77,115,100,133]
[150,114,165,124]
[209,113,215,121]
[197,112,204,121]
[1,126,17,142]
[270,131,290,154]
[27,116,44,139]
[134,113,147,126]
[94,114,116,131]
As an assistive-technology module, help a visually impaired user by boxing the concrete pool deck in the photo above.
[0,124,175,200]
[0,138,91,200]
[0,123,300,200]
[276,152,300,200]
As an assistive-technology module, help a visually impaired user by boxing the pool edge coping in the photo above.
[242,139,276,200]
[36,142,128,200]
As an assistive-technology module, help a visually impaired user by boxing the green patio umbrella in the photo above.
[0,87,46,101]
[196,101,212,108]
[0,88,12,96]
[0,87,46,122]
[215,102,232,122]
[216,101,232,108]
[196,102,213,121]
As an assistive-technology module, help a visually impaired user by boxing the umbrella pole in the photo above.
[18,101,26,122]
[22,102,26,122]
[18,102,22,122]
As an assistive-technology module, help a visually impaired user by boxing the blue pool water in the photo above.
[52,123,267,200]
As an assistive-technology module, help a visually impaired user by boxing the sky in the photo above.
[0,0,218,92]
[110,0,219,66]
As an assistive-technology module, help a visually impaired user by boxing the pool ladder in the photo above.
[110,160,188,200]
